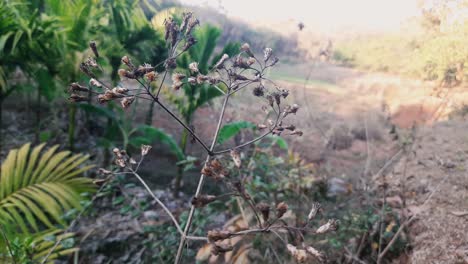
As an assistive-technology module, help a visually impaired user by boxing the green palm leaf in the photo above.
[0,143,95,234]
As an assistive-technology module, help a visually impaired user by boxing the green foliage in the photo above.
[0,143,95,234]
[217,121,256,144]
[0,229,78,264]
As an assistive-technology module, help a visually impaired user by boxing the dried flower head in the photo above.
[214,54,229,69]
[89,78,102,87]
[186,17,200,35]
[180,12,193,33]
[89,40,99,58]
[187,77,197,85]
[207,230,231,243]
[241,43,254,57]
[134,64,155,78]
[85,57,98,68]
[189,62,199,73]
[247,57,256,66]
[276,202,288,218]
[165,57,177,69]
[164,17,174,41]
[191,194,217,208]
[230,149,241,168]
[172,72,186,83]
[98,168,112,176]
[144,71,158,82]
[121,55,135,69]
[118,69,135,79]
[256,202,271,222]
[79,63,95,78]
[307,202,322,221]
[264,48,273,62]
[253,85,265,97]
[287,244,309,263]
[69,83,89,93]
[305,245,326,262]
[120,96,135,109]
[316,219,339,234]
[69,94,88,102]
[113,87,129,94]
[197,74,209,84]
[183,35,197,52]
[211,243,233,256]
[141,145,152,156]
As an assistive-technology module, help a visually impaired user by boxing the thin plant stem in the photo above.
[174,92,231,264]
[0,224,16,264]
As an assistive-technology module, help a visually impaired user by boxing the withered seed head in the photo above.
[191,194,217,208]
[89,78,102,88]
[144,71,158,82]
[253,86,264,97]
[172,72,186,83]
[211,243,233,256]
[69,83,89,93]
[207,230,231,243]
[120,96,135,109]
[189,62,199,73]
[256,202,271,222]
[307,202,322,221]
[264,48,273,62]
[69,94,88,102]
[165,57,177,69]
[141,145,152,156]
[276,202,288,218]
[118,69,135,79]
[214,54,229,69]
[197,74,209,84]
[316,219,339,234]
[230,149,241,168]
[121,55,135,70]
[188,77,197,85]
[89,41,99,58]
[241,43,254,57]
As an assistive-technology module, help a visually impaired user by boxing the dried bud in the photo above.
[287,244,309,263]
[79,63,95,78]
[305,245,326,262]
[276,202,288,218]
[89,78,102,88]
[270,57,279,66]
[208,76,220,85]
[281,89,289,98]
[98,168,112,175]
[233,56,250,69]
[211,243,233,256]
[192,195,217,208]
[266,95,274,107]
[115,158,126,168]
[247,57,256,66]
[113,87,129,94]
[118,69,135,79]
[171,24,179,47]
[121,55,135,69]
[69,83,89,93]
[165,57,177,69]
[172,73,186,83]
[214,54,229,69]
[264,48,273,62]
[120,96,135,109]
[85,57,98,68]
[241,43,254,57]
[187,77,197,85]
[69,94,88,102]
[307,202,322,221]
[89,41,99,58]
[230,72,249,81]
[141,145,152,156]
[274,93,281,105]
[180,12,193,33]
[134,64,154,78]
[186,17,200,35]
[230,149,241,168]
[189,62,199,73]
[183,35,197,51]
[207,230,231,242]
[164,17,174,41]
[316,219,339,234]
[197,74,209,84]
[144,71,158,82]
[256,202,270,222]
[290,130,303,136]
[284,104,300,117]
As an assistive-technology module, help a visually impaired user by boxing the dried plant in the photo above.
[62,12,338,263]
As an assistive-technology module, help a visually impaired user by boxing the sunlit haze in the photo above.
[181,0,421,32]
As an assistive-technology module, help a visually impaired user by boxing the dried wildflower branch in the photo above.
[66,13,332,263]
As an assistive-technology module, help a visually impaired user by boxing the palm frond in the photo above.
[0,143,95,234]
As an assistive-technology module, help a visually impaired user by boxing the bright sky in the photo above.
[181,0,421,32]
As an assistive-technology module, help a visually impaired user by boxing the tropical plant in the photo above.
[0,143,95,234]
